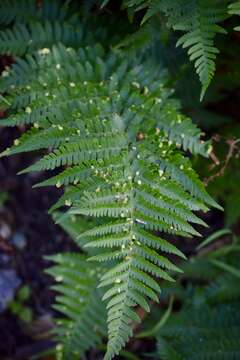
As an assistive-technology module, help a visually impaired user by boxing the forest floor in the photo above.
[0,125,76,359]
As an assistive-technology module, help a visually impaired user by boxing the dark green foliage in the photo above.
[161,0,228,100]
[0,0,128,57]
[157,303,240,360]
[0,0,71,25]
[0,22,87,56]
[154,239,240,360]
[0,0,80,56]
[229,1,240,30]
[195,124,240,227]
[0,1,234,359]
[46,253,107,359]
[130,0,228,99]
[102,0,240,99]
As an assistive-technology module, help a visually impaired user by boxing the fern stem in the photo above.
[136,295,174,338]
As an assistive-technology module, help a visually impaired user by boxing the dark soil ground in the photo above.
[0,125,76,359]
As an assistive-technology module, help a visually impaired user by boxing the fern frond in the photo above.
[229,1,240,30]
[1,43,218,359]
[45,253,107,359]
[157,303,240,360]
[204,273,240,304]
[0,0,36,25]
[0,21,85,56]
[0,0,71,25]
[160,0,228,100]
[117,0,228,99]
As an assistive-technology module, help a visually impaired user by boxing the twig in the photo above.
[137,296,174,338]
[204,137,240,185]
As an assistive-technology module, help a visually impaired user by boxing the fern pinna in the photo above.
[45,253,107,359]
[159,0,228,101]
[229,1,240,31]
[0,40,221,358]
[103,0,238,99]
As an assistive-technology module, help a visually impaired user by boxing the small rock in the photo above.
[0,253,10,265]
[11,232,27,250]
[0,269,21,312]
[0,223,11,239]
